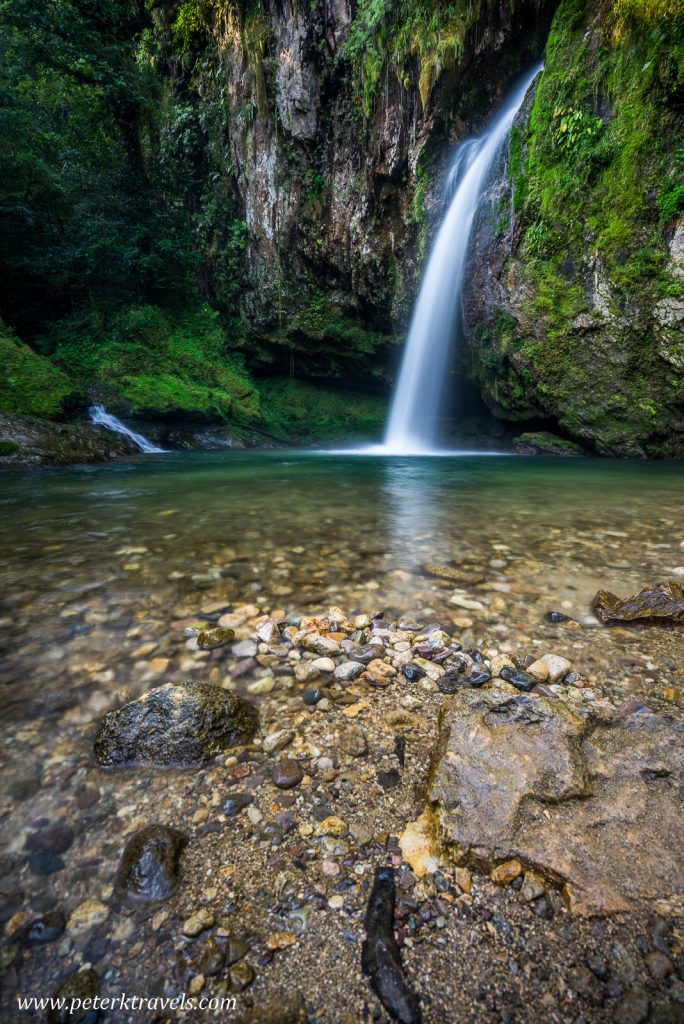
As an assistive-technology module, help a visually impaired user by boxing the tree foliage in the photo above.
[0,0,195,338]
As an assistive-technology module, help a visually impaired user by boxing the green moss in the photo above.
[265,295,393,367]
[341,0,502,119]
[0,333,81,419]
[410,155,431,265]
[493,0,684,454]
[515,431,585,455]
[0,440,19,455]
[258,378,387,442]
[52,304,260,422]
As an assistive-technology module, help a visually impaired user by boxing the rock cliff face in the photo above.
[146,0,684,452]
[162,0,556,384]
[463,0,684,456]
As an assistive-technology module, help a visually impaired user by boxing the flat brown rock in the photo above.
[428,690,684,916]
[593,578,684,624]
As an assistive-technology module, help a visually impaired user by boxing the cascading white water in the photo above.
[89,404,167,454]
[383,65,542,455]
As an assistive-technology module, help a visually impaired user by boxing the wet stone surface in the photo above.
[1,452,683,1022]
[116,824,189,902]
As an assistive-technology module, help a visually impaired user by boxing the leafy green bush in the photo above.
[551,105,604,157]
[53,305,259,421]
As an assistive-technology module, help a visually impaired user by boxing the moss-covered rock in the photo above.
[463,0,684,457]
[0,413,137,468]
[259,296,396,383]
[258,378,387,443]
[94,681,258,769]
[0,333,81,419]
[513,431,585,456]
[52,304,260,423]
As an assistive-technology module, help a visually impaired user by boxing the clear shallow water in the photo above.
[1,449,683,1016]
[1,448,683,726]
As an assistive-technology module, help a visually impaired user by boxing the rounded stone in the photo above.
[19,910,66,946]
[312,657,336,673]
[491,859,523,885]
[403,663,426,682]
[229,960,255,992]
[539,653,572,682]
[645,951,673,980]
[490,654,516,677]
[94,681,258,768]
[272,758,304,789]
[499,666,537,692]
[438,670,468,694]
[334,660,365,682]
[302,688,323,706]
[223,793,253,817]
[9,777,41,802]
[197,627,235,649]
[116,824,188,902]
[527,659,550,683]
[27,852,64,876]
[613,989,650,1024]
[182,907,215,937]
[25,825,74,857]
[66,899,109,934]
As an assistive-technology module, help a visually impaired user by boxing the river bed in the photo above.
[1,450,683,1022]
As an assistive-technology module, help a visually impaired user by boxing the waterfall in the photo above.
[89,405,167,454]
[383,65,543,455]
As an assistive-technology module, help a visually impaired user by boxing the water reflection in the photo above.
[381,458,445,570]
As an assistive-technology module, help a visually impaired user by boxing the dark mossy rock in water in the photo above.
[18,910,66,946]
[0,412,136,468]
[593,579,684,625]
[47,968,100,1023]
[512,432,585,457]
[94,681,258,768]
[197,626,234,649]
[116,825,188,902]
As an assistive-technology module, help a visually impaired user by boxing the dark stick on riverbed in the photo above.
[362,866,422,1024]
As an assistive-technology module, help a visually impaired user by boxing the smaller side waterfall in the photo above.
[384,65,543,455]
[89,405,167,454]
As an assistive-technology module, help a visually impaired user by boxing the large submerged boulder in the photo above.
[94,681,258,768]
[428,690,684,915]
